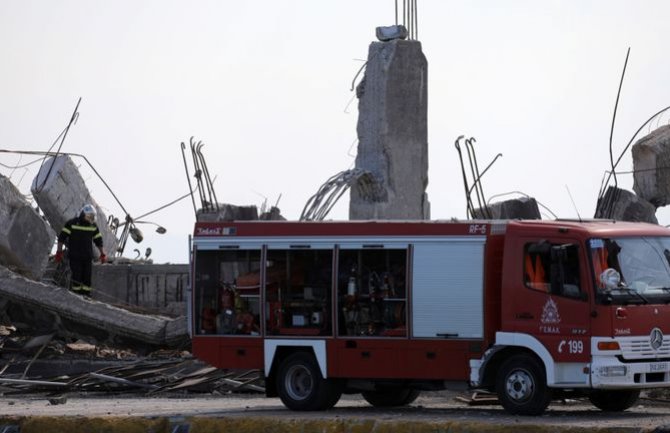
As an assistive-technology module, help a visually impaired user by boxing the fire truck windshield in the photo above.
[591,237,670,304]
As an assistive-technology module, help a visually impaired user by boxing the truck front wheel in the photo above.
[276,352,342,411]
[496,354,551,415]
[589,390,640,412]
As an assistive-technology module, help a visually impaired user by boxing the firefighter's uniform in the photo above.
[57,206,105,296]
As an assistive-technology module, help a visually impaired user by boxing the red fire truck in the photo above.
[190,219,670,415]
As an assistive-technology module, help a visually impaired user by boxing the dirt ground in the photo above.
[1,391,670,431]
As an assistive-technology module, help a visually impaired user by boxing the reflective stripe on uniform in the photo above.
[93,233,102,240]
[71,225,97,232]
[61,227,72,234]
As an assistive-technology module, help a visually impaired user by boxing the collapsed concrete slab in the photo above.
[632,125,670,207]
[350,39,430,220]
[31,155,118,256]
[473,197,541,220]
[595,186,658,224]
[0,265,188,347]
[0,174,55,279]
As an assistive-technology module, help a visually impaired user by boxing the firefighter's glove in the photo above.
[54,251,63,263]
[99,254,107,264]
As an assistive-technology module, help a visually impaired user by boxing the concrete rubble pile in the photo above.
[0,157,190,348]
[0,174,55,279]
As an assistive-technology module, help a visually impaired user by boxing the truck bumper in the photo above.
[591,355,670,388]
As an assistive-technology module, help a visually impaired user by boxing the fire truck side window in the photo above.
[265,249,333,336]
[524,242,582,299]
[337,248,407,337]
[194,249,261,335]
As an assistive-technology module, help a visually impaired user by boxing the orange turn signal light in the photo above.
[597,341,620,351]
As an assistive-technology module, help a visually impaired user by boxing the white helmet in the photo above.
[80,204,96,223]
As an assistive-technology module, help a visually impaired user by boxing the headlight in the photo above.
[598,366,627,377]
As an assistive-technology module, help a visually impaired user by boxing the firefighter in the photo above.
[55,204,107,297]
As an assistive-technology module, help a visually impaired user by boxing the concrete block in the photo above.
[196,203,258,222]
[473,197,541,220]
[92,263,188,316]
[595,186,658,224]
[31,155,118,255]
[376,25,407,41]
[632,125,670,206]
[350,39,429,220]
[0,174,55,279]
[260,206,286,221]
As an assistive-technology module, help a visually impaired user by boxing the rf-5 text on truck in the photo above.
[190,219,670,415]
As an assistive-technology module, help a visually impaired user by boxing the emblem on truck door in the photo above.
[538,298,561,334]
[651,328,664,350]
[540,298,561,324]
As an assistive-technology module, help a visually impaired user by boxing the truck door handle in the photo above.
[361,351,371,358]
[515,312,534,320]
[236,348,246,356]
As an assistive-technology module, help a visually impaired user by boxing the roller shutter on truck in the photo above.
[411,238,485,339]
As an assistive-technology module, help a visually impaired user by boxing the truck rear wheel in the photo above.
[276,352,342,411]
[496,354,551,415]
[362,388,420,407]
[589,390,640,412]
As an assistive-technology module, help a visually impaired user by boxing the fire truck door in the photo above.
[412,239,486,340]
[511,239,591,366]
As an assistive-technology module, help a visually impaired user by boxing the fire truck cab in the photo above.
[190,219,670,415]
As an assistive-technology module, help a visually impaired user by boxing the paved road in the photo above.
[1,392,670,431]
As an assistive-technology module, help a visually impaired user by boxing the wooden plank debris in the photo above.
[454,391,499,406]
[0,358,265,396]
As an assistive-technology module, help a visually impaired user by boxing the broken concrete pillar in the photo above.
[632,125,670,207]
[0,175,55,279]
[30,155,118,255]
[349,39,429,220]
[473,197,541,220]
[594,186,657,224]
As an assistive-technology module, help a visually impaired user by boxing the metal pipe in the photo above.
[34,97,82,194]
[454,136,474,218]
[465,138,484,217]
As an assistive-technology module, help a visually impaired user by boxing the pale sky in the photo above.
[2,1,670,264]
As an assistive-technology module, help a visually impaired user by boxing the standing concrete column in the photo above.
[31,155,118,256]
[349,38,430,220]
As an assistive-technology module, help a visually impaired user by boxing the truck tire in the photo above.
[496,354,551,415]
[589,390,640,412]
[276,352,342,411]
[362,388,420,407]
